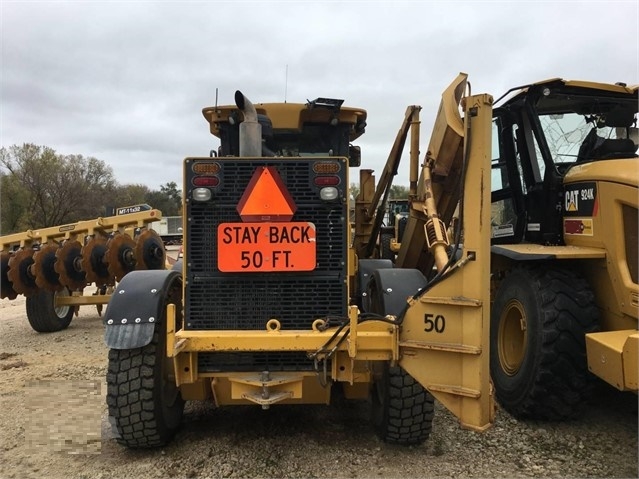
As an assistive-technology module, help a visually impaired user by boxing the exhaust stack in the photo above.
[235,90,262,157]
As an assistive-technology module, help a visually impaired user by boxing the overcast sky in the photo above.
[2,1,637,192]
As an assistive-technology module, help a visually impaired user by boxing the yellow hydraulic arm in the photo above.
[396,73,496,431]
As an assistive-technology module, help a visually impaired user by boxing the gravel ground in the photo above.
[0,291,637,479]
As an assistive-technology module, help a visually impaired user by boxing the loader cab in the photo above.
[490,79,638,246]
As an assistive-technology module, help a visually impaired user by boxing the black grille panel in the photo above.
[198,352,314,372]
[184,157,348,334]
[185,276,345,330]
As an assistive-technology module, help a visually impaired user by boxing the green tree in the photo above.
[0,171,29,233]
[109,184,151,213]
[0,144,116,231]
[144,182,182,216]
[390,184,409,199]
[160,181,182,214]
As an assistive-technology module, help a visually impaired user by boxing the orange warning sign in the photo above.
[217,222,316,272]
[237,167,296,222]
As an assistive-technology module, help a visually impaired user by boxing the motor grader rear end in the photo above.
[104,81,497,448]
[0,210,168,331]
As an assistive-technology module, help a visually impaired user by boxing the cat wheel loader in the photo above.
[485,78,638,419]
[103,73,637,449]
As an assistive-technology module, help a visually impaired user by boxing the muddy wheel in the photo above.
[371,363,434,445]
[490,266,599,420]
[26,287,74,332]
[106,291,184,448]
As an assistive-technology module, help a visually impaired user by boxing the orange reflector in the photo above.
[237,166,297,222]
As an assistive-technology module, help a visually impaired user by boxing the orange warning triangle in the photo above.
[237,166,297,222]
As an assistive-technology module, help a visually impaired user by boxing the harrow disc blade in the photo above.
[105,233,136,282]
[1,252,19,300]
[134,229,166,271]
[6,248,38,296]
[54,240,87,290]
[82,234,114,286]
[33,243,64,292]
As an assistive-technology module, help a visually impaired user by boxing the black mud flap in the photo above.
[104,269,181,349]
[368,268,427,317]
[357,259,393,312]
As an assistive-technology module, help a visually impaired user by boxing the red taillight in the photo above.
[313,175,340,186]
[192,176,220,187]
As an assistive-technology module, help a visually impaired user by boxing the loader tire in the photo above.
[372,364,434,445]
[26,288,74,332]
[490,266,599,420]
[107,325,184,448]
[380,233,394,261]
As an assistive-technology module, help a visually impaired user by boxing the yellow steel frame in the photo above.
[0,210,163,250]
[165,303,396,404]
[1,210,163,308]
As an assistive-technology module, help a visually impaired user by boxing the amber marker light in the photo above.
[192,162,221,175]
[312,161,341,174]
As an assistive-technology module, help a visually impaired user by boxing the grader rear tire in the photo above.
[26,288,74,332]
[371,364,434,445]
[106,282,184,448]
[490,266,599,420]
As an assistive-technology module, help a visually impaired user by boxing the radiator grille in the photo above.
[184,157,348,336]
[185,275,346,330]
[198,352,315,372]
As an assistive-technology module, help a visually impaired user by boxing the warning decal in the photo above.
[564,218,593,236]
[217,222,316,272]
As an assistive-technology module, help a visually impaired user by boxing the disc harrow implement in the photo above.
[7,247,38,296]
[82,234,113,286]
[1,252,18,300]
[33,242,64,292]
[105,233,137,283]
[0,209,168,333]
[134,229,166,270]
[54,240,87,291]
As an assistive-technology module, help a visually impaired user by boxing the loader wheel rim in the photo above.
[54,288,71,318]
[498,299,528,376]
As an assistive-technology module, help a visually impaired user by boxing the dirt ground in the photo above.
[0,286,637,478]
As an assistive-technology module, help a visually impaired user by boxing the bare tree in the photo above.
[0,144,116,231]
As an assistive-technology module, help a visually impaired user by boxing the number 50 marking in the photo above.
[424,313,446,333]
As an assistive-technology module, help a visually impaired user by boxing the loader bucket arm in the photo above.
[396,73,468,271]
[397,74,496,431]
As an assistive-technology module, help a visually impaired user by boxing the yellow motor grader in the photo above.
[103,77,494,448]
[0,210,168,331]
